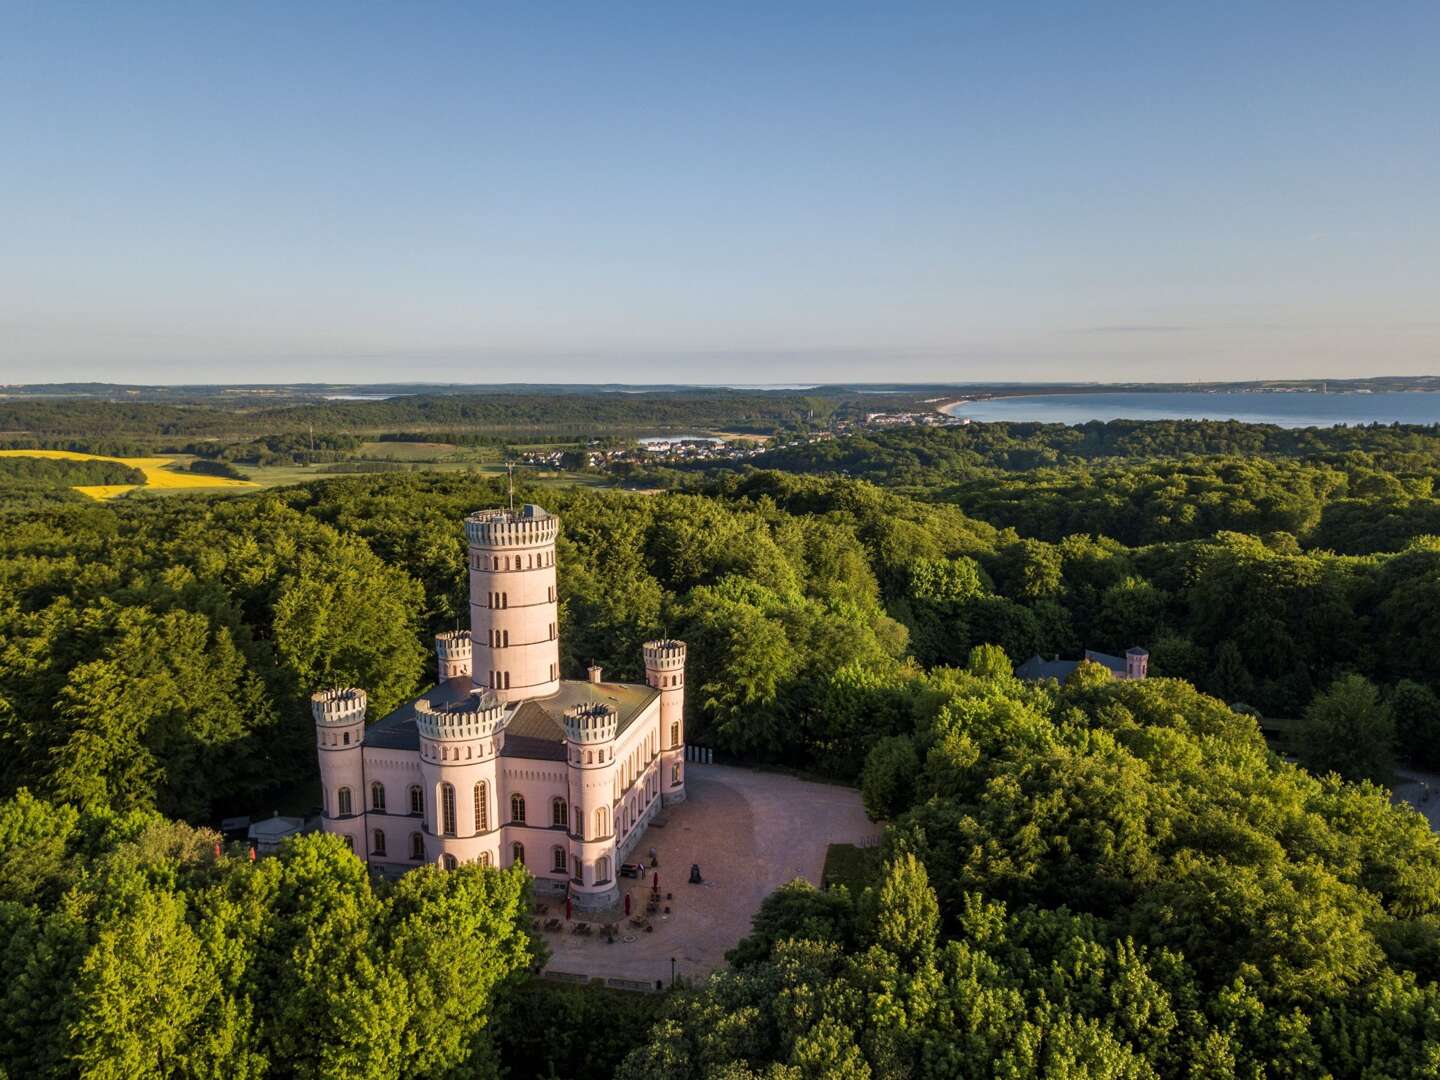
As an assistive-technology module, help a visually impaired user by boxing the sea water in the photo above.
[944,391,1440,429]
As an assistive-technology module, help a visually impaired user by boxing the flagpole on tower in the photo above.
[507,461,515,512]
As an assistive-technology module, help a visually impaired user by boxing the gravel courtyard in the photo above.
[540,763,880,987]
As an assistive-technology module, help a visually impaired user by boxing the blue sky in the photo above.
[2,3,1437,383]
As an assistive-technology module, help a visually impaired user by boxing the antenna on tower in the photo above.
[506,461,515,511]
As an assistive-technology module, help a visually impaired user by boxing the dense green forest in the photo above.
[0,389,851,453]
[5,426,1440,1076]
[619,658,1440,1078]
[652,421,1440,554]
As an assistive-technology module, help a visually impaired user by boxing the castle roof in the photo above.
[362,676,658,758]
[1016,647,1147,682]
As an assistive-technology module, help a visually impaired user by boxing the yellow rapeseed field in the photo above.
[0,449,259,500]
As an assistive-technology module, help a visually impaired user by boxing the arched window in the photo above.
[596,855,610,883]
[373,829,386,856]
[552,846,566,873]
[442,853,457,870]
[441,783,457,836]
[595,806,609,837]
[671,721,680,748]
[474,782,488,832]
[586,750,593,764]
[510,794,526,823]
[479,851,492,867]
[552,798,567,828]
[337,787,352,816]
[343,834,354,852]
[672,763,681,785]
[410,832,424,860]
[503,671,510,689]
[409,785,423,815]
[493,556,500,570]
[370,781,386,811]
[512,842,525,866]
[342,731,350,745]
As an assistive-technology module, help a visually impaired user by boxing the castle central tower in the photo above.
[465,505,560,702]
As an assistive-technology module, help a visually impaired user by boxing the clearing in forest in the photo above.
[0,449,260,499]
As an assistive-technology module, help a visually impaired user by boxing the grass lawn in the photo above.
[822,842,884,894]
[357,440,468,461]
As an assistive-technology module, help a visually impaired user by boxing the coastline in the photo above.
[933,388,1440,428]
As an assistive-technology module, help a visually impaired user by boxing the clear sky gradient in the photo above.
[3,3,1437,384]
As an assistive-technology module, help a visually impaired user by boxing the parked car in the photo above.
[620,862,647,878]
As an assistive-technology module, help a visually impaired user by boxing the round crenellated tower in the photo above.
[564,702,620,910]
[644,639,687,804]
[1126,646,1150,680]
[416,689,508,867]
[313,688,368,856]
[466,504,560,703]
[435,630,473,681]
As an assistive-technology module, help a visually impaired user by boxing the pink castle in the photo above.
[313,503,686,910]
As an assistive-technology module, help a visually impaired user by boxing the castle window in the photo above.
[550,663,557,680]
[410,832,423,860]
[596,855,610,883]
[547,585,555,602]
[441,783,457,836]
[370,782,386,811]
[337,787,352,816]
[502,593,508,608]
[343,731,350,745]
[442,853,457,870]
[479,851,492,867]
[552,798,568,828]
[409,785,423,815]
[586,750,593,764]
[373,829,386,856]
[504,556,511,570]
[493,556,500,570]
[595,806,609,837]
[552,847,566,873]
[671,722,680,748]
[502,629,509,647]
[503,671,511,690]
[512,842,525,866]
[343,834,354,852]
[511,794,526,823]
[474,782,488,831]
[672,763,681,785]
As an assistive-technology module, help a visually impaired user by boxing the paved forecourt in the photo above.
[539,763,880,988]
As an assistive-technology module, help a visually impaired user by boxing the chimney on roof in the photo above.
[587,663,603,684]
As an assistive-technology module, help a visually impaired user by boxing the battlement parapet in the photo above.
[415,690,508,742]
[563,702,618,745]
[643,639,687,671]
[312,688,367,725]
[435,630,472,659]
[464,505,558,549]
